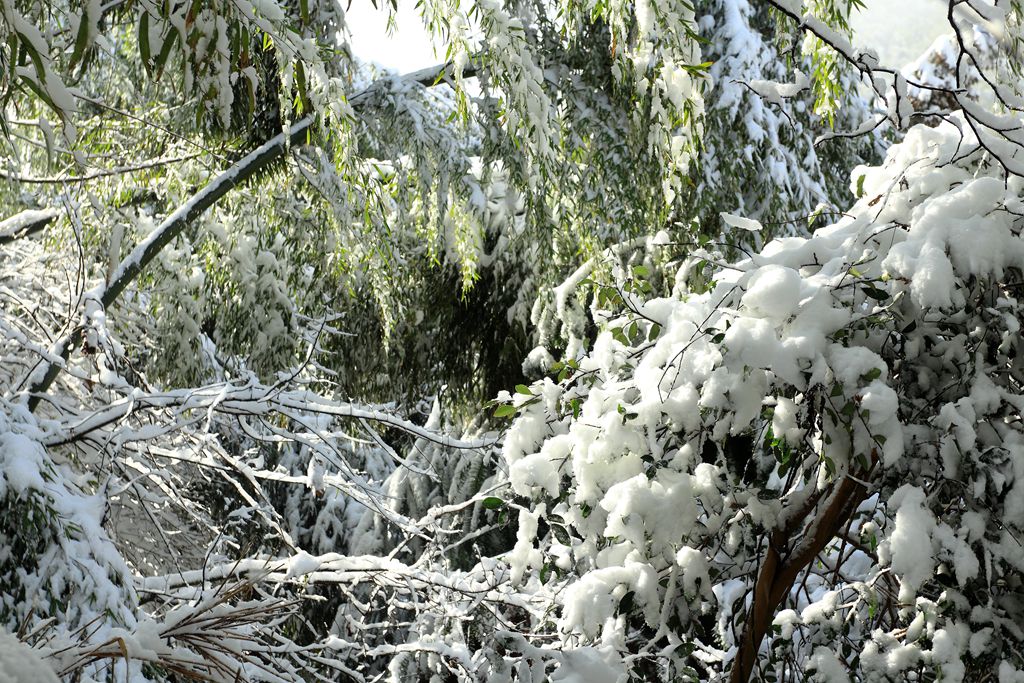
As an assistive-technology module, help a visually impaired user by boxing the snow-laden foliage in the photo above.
[3,0,1024,681]
[693,0,877,227]
[496,116,1024,681]
[0,0,876,409]
[0,0,349,146]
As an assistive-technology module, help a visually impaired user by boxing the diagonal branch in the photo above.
[24,58,469,412]
[729,468,872,683]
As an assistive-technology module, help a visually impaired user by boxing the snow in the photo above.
[773,609,800,639]
[929,624,967,667]
[0,632,58,683]
[721,211,765,233]
[509,506,544,584]
[771,397,805,445]
[285,550,322,579]
[888,486,936,598]
[741,264,803,321]
[0,432,48,495]
[0,208,59,240]
[551,646,625,683]
[808,646,848,682]
[1001,662,1024,683]
[675,547,712,600]
[744,70,809,106]
[495,102,1024,678]
[560,562,661,637]
[509,435,569,497]
[2,0,1023,680]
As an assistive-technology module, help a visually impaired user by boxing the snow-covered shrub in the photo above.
[0,407,139,663]
[496,114,1024,681]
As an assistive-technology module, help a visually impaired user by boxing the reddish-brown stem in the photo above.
[729,472,869,683]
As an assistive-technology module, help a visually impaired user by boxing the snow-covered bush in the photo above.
[3,0,1024,681]
[496,114,1024,681]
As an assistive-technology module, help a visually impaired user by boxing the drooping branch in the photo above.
[759,0,1024,174]
[99,117,316,309]
[0,153,202,185]
[21,117,312,410]
[23,58,473,412]
[41,381,497,451]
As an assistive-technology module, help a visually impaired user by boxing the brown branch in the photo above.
[729,468,872,683]
[0,153,202,185]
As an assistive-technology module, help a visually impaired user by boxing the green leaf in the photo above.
[139,13,153,76]
[633,265,650,279]
[295,61,310,115]
[777,459,790,478]
[153,29,178,80]
[515,384,533,395]
[863,367,883,381]
[481,496,504,510]
[823,456,836,477]
[648,323,661,341]
[18,75,58,116]
[69,12,93,71]
[855,174,866,198]
[862,285,890,301]
[493,404,517,418]
[18,33,47,82]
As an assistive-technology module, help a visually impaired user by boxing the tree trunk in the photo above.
[729,472,869,683]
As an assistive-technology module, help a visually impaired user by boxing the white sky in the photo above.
[345,2,440,73]
[346,0,951,75]
[849,0,949,70]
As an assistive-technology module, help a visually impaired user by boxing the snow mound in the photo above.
[0,633,58,683]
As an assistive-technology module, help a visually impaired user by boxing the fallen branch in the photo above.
[24,58,468,412]
[0,208,60,245]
